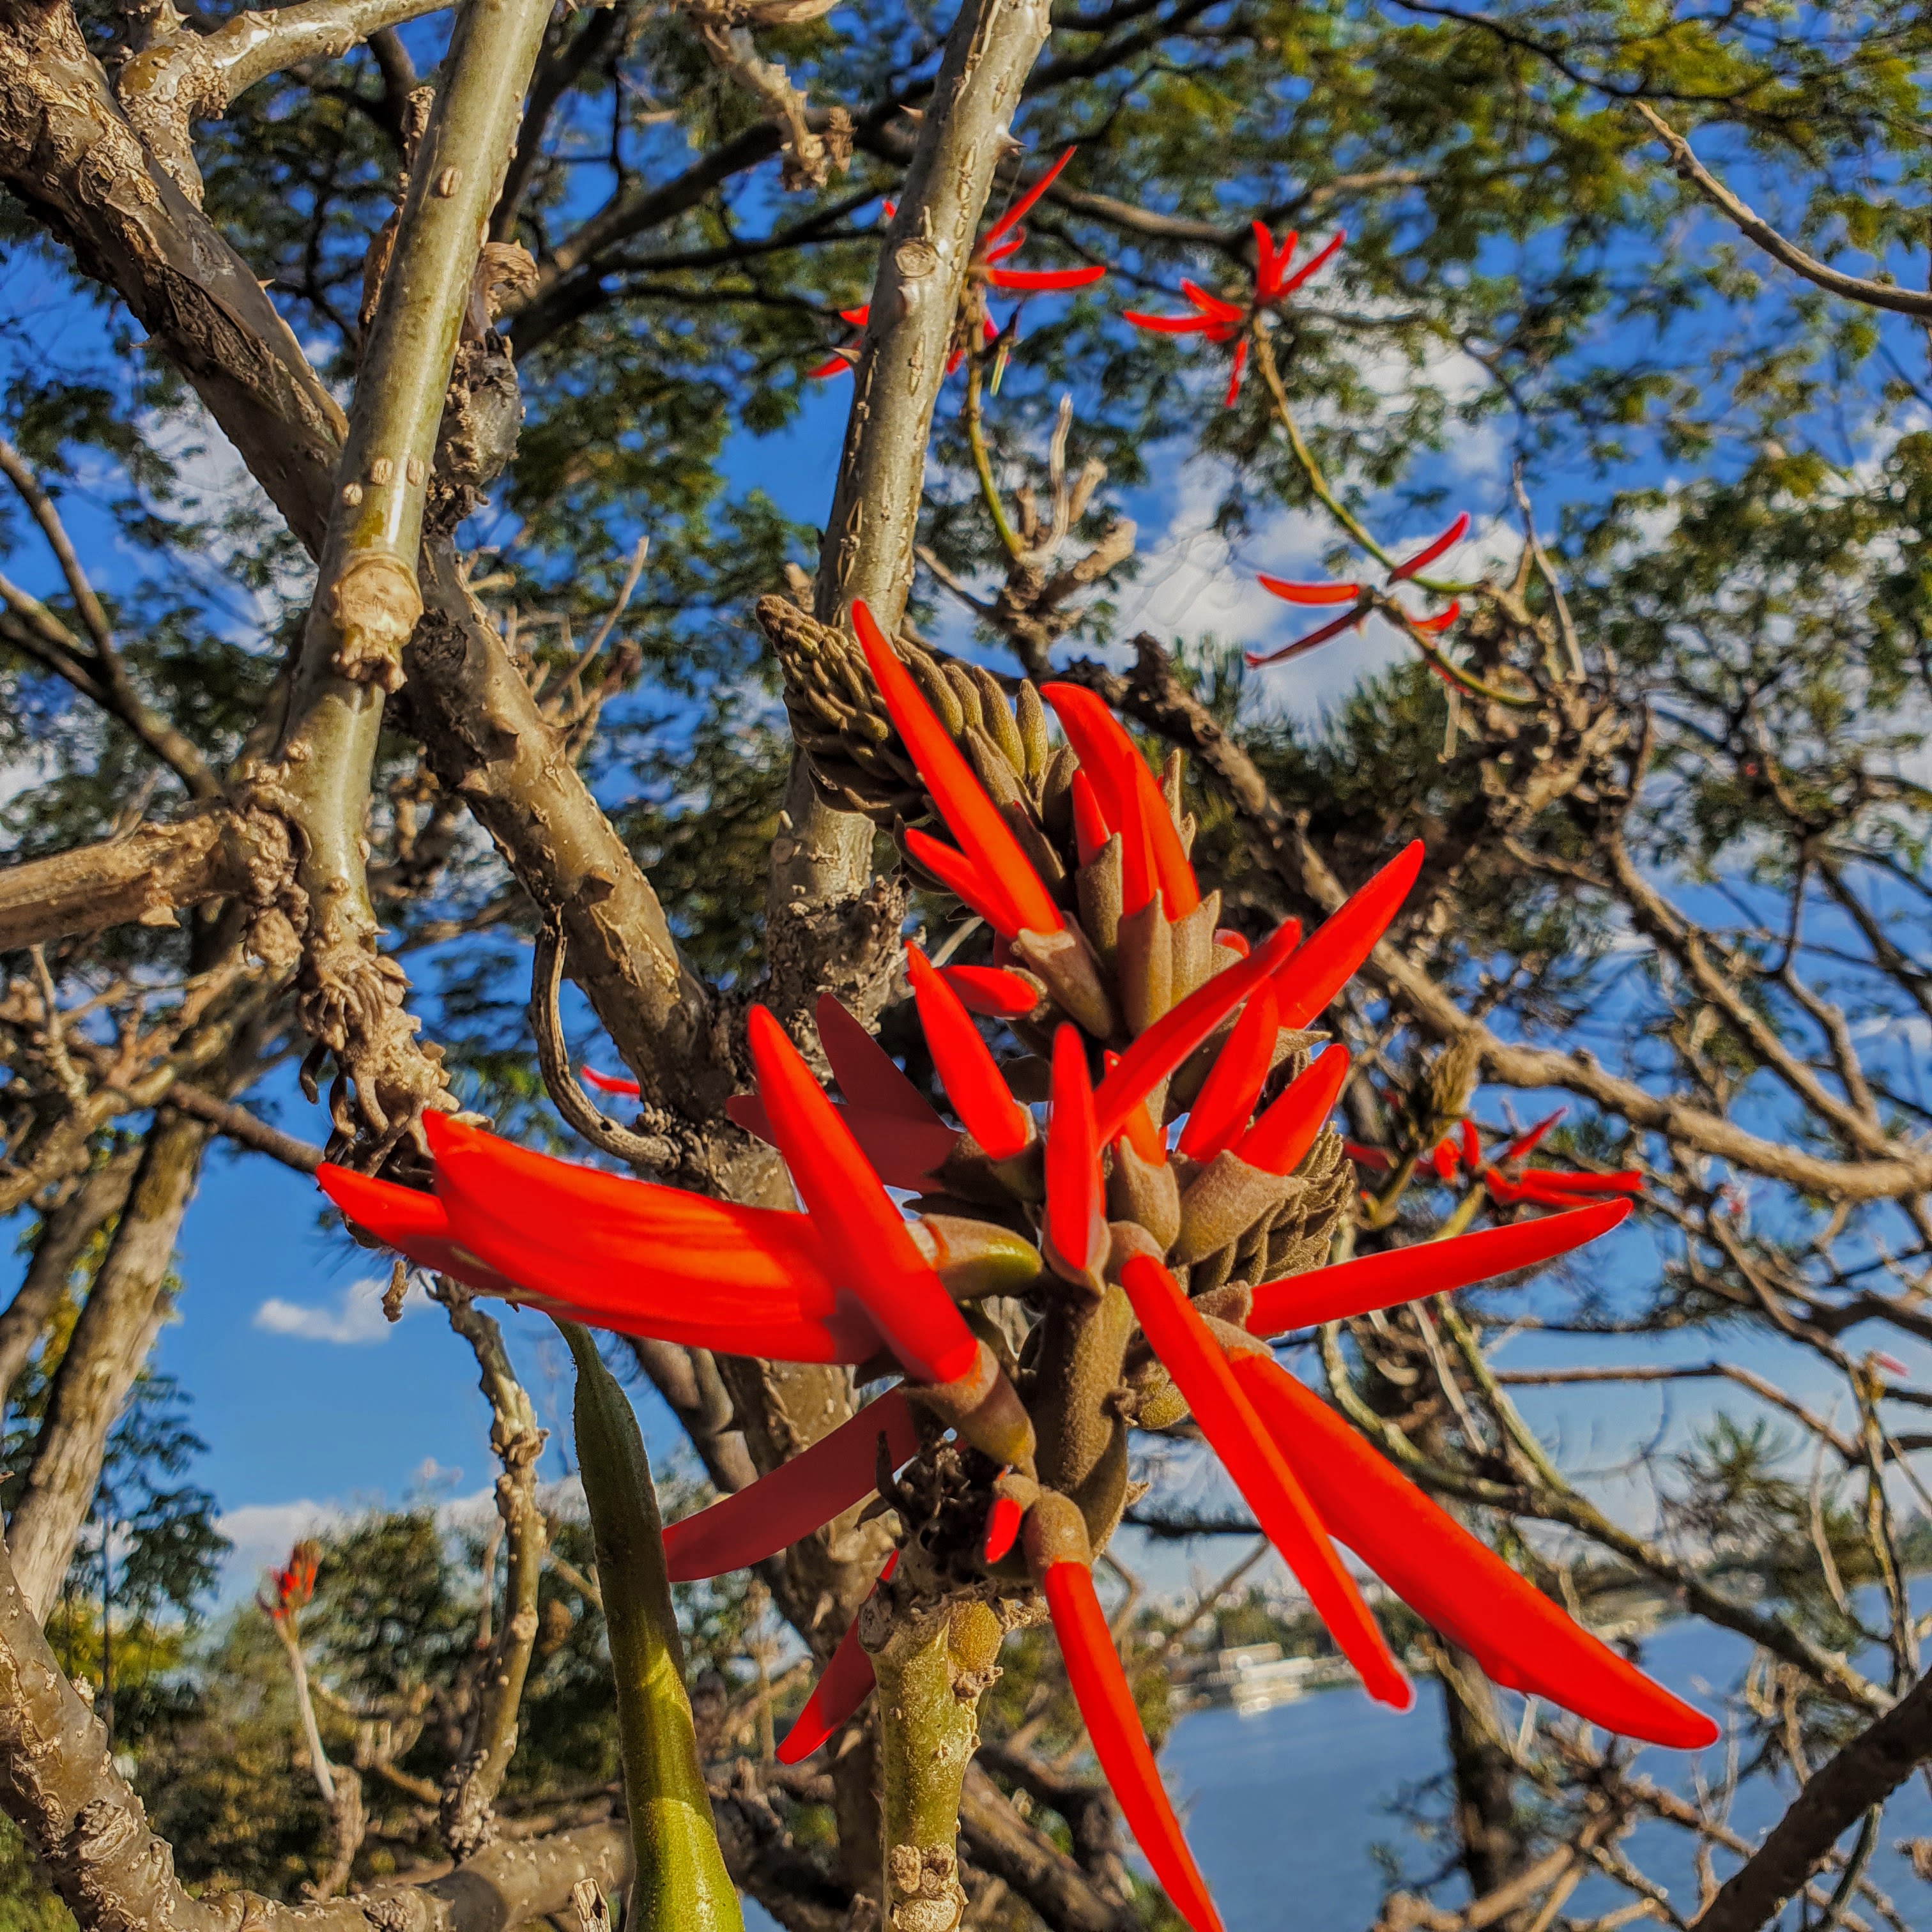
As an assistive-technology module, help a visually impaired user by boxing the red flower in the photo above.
[313,657,1714,1932]
[857,601,1063,940]
[812,150,1104,379]
[262,1541,320,1623]
[1344,1105,1646,1211]
[1124,222,1341,407]
[1249,512,1471,668]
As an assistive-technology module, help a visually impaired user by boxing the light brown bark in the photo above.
[0,1152,140,1408]
[5,1112,208,1621]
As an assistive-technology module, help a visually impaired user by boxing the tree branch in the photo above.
[264,0,553,1164]
[767,0,1052,1034]
[1690,1672,1932,1932]
[1632,102,1932,321]
[6,1110,209,1621]
[0,1503,634,1931]
[116,0,455,202]
[436,1285,549,1859]
[0,806,289,956]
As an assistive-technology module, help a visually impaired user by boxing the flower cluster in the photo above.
[319,617,1715,1932]
[1250,510,1468,668]
[261,1540,320,1625]
[1347,1107,1645,1209]
[811,150,1107,379]
[1124,218,1342,406]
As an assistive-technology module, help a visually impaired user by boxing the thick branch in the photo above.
[6,1110,208,1621]
[0,806,287,956]
[266,0,554,1162]
[769,0,1052,1020]
[0,1150,139,1405]
[116,0,453,201]
[1691,1671,1932,1932]
[0,3,737,1138]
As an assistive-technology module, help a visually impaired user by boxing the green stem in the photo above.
[965,350,1023,561]
[1251,326,1478,597]
[873,1600,1002,1932]
[562,1322,743,1932]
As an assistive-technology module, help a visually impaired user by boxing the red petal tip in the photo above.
[1235,1044,1351,1177]
[984,1492,1024,1563]
[1389,511,1471,582]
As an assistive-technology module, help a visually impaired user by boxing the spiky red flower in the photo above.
[262,1541,320,1623]
[1346,1104,1646,1211]
[1124,223,1341,407]
[1250,513,1470,668]
[812,149,1104,378]
[313,661,1715,1932]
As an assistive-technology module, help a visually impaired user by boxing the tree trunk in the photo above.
[5,1112,210,1621]
[1442,1652,1533,1922]
[0,1149,140,1409]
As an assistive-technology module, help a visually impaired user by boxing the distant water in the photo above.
[747,1604,1932,1929]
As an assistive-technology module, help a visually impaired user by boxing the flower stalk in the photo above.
[563,1322,742,1932]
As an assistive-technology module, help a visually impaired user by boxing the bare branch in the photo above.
[7,1110,209,1620]
[264,0,555,1165]
[436,1285,549,1859]
[1632,102,1932,320]
[165,1084,324,1174]
[0,804,292,959]
[116,0,455,202]
[1691,1673,1932,1932]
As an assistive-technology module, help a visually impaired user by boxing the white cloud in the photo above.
[252,1276,401,1345]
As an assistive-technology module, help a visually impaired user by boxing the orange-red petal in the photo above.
[664,1391,920,1581]
[1257,576,1361,606]
[421,1114,880,1362]
[1230,1355,1719,1749]
[1234,1044,1351,1176]
[941,964,1041,1019]
[1091,917,1301,1142]
[983,145,1078,245]
[747,1006,979,1385]
[1046,1025,1107,1274]
[724,1092,958,1197]
[1176,981,1278,1163]
[1246,1200,1630,1337]
[1389,512,1470,582]
[777,1552,899,1763]
[907,944,1032,1158]
[855,602,1062,938]
[1271,840,1423,1026]
[1043,1560,1225,1932]
[316,1165,521,1300]
[1121,1257,1409,1708]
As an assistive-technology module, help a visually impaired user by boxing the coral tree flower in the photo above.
[316,622,1715,1932]
[813,148,1104,378]
[1250,510,1471,669]
[261,1541,319,1623]
[1347,1105,1646,1209]
[1125,220,1342,407]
